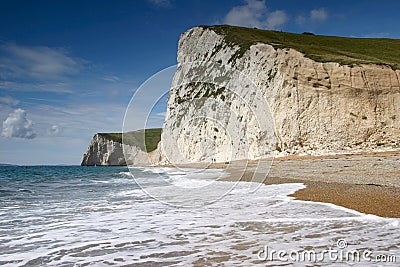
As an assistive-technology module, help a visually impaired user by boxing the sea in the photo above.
[0,165,399,266]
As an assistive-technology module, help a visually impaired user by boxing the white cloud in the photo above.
[29,102,129,136]
[297,8,328,26]
[0,80,74,93]
[310,8,328,21]
[0,43,128,95]
[0,43,83,81]
[50,125,60,135]
[0,96,19,106]
[2,108,36,139]
[266,10,288,29]
[224,0,266,28]
[296,15,307,25]
[223,0,287,30]
[102,75,120,82]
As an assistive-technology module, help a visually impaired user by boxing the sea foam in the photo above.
[0,166,398,266]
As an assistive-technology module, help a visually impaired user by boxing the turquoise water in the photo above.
[0,166,135,204]
[0,166,399,266]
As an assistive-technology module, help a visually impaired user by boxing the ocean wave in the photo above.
[117,171,134,178]
[2,167,399,266]
[17,188,35,194]
[167,176,215,188]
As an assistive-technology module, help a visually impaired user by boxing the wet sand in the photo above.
[214,151,400,218]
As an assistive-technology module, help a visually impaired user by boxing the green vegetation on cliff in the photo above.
[99,128,162,152]
[203,25,400,69]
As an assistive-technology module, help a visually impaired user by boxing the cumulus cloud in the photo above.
[311,8,328,21]
[224,0,266,28]
[296,8,328,25]
[2,109,36,139]
[0,96,19,106]
[0,43,82,81]
[223,0,287,29]
[266,10,288,29]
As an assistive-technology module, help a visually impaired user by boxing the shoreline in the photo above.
[216,150,400,218]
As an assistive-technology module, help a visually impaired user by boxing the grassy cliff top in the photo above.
[98,128,162,152]
[202,25,400,69]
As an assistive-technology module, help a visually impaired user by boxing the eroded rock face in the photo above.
[81,134,161,166]
[81,134,126,166]
[83,27,400,166]
[161,27,400,164]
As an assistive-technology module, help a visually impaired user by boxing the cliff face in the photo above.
[81,134,126,166]
[82,26,400,165]
[81,133,161,166]
[161,26,400,164]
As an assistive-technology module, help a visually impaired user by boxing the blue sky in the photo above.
[0,0,399,165]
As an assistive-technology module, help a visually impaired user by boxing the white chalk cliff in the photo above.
[81,134,126,166]
[160,26,400,164]
[83,26,400,166]
[81,133,160,166]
